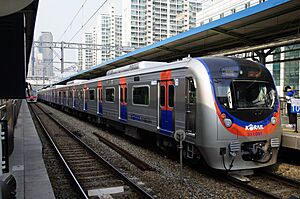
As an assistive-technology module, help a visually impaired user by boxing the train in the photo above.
[26,82,37,103]
[38,57,281,171]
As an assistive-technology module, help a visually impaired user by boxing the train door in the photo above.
[83,85,87,111]
[97,81,103,115]
[159,80,175,135]
[186,78,196,134]
[119,82,127,121]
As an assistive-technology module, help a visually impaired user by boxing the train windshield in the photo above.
[214,79,276,110]
[201,57,277,122]
[210,61,276,112]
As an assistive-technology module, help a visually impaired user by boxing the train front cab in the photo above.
[194,57,281,170]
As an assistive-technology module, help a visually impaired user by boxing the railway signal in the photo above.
[174,129,186,198]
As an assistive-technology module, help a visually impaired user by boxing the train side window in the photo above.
[133,86,149,106]
[89,89,95,101]
[106,88,115,102]
[160,85,165,106]
[168,85,174,108]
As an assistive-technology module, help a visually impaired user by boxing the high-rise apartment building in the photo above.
[78,3,122,68]
[123,0,202,48]
[97,4,122,63]
[196,0,266,26]
[78,0,201,69]
[182,0,202,32]
[77,48,83,71]
[91,26,98,67]
[78,32,94,70]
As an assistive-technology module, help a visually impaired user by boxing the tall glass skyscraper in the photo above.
[38,32,53,77]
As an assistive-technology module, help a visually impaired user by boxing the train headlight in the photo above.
[224,118,232,128]
[271,117,276,125]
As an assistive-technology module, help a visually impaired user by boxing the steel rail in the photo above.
[224,174,281,199]
[92,132,155,171]
[259,170,300,188]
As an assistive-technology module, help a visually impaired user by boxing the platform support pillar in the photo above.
[253,47,275,65]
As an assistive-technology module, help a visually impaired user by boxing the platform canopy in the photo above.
[0,0,39,98]
[58,0,300,85]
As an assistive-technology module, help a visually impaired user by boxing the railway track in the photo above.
[92,132,155,171]
[222,170,300,199]
[30,103,155,199]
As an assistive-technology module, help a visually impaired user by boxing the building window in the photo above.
[105,88,115,102]
[132,86,149,105]
[89,89,95,100]
[245,2,250,9]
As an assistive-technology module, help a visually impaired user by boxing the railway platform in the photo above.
[281,115,300,150]
[9,100,55,199]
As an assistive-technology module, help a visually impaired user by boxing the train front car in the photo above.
[192,57,281,170]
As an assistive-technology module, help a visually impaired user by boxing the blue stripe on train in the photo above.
[84,102,87,111]
[121,105,127,121]
[160,110,173,136]
[98,103,103,115]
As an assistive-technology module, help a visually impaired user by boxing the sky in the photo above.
[34,0,115,42]
[33,0,121,76]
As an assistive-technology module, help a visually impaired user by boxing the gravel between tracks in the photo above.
[275,163,300,181]
[38,103,276,199]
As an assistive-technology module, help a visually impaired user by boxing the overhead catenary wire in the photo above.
[68,0,109,43]
[58,0,88,41]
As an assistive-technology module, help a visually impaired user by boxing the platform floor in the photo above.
[10,100,55,199]
[282,131,300,150]
[281,114,300,150]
